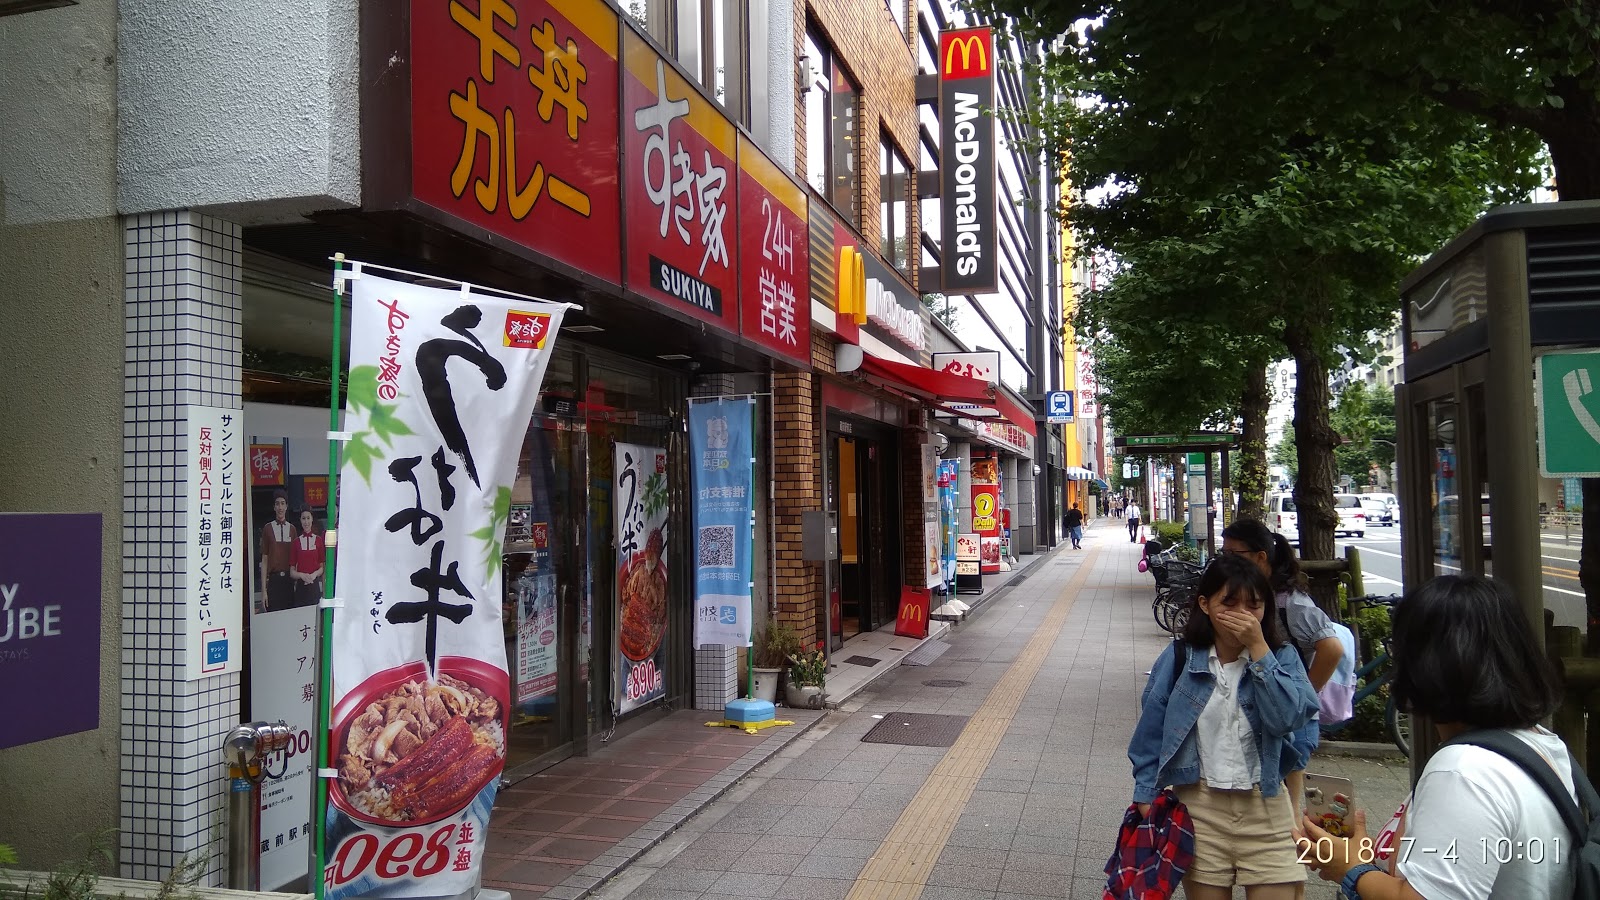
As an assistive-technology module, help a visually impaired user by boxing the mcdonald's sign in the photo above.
[894,586,931,639]
[938,27,997,294]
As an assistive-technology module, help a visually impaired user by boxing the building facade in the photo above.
[1,0,1052,885]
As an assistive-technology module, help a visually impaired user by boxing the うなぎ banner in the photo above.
[324,270,566,900]
[615,442,669,714]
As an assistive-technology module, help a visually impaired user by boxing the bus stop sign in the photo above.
[1537,349,1600,477]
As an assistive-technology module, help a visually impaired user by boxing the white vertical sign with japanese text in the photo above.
[324,271,567,900]
[185,406,243,680]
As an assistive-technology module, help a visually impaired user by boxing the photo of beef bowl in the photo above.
[618,528,668,662]
[330,657,508,825]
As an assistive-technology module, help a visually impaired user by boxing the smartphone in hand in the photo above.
[1304,774,1357,837]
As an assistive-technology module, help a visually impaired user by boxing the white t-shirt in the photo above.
[1397,727,1577,899]
[1196,646,1259,790]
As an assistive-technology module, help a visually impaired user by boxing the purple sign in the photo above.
[0,512,102,750]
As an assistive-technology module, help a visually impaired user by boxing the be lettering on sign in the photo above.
[623,29,739,333]
[410,0,623,285]
[737,134,810,364]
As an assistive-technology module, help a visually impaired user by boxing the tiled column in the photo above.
[120,211,243,883]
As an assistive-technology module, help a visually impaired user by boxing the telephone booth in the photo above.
[1398,200,1600,770]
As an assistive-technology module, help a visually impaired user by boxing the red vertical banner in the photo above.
[970,456,1001,575]
[736,134,810,364]
[410,0,623,285]
[622,30,739,332]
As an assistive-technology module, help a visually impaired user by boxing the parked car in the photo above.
[1267,492,1298,544]
[1364,492,1399,526]
[1360,496,1393,526]
[1334,493,1367,537]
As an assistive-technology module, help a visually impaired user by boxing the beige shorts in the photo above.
[1176,782,1307,887]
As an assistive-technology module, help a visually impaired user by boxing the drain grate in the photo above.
[902,640,950,667]
[921,679,969,688]
[843,655,881,667]
[861,712,969,747]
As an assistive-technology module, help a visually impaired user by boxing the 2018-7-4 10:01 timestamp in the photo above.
[1398,838,1563,864]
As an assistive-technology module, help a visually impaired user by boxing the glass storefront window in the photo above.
[1428,398,1460,576]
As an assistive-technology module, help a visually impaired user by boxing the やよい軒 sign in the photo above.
[0,513,102,751]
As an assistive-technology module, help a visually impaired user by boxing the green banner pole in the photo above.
[312,254,347,899]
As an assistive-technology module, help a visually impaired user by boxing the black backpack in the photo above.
[1443,730,1600,899]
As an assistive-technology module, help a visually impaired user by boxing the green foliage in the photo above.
[787,645,827,687]
[754,619,801,669]
[643,471,668,520]
[1149,520,1188,547]
[342,365,416,484]
[0,846,16,867]
[922,293,959,330]
[1271,426,1299,484]
[1330,381,1397,482]
[469,487,513,572]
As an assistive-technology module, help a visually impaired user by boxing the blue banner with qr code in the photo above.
[689,398,755,649]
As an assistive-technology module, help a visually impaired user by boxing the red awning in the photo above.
[858,355,1036,437]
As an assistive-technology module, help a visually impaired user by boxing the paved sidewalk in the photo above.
[584,523,1412,899]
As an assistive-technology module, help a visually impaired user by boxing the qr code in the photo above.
[698,526,736,568]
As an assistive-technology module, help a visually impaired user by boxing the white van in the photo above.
[1267,493,1298,544]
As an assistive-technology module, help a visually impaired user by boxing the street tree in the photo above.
[1330,380,1397,484]
[978,2,1541,579]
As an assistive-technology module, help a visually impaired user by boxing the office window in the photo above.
[624,0,747,123]
[880,135,912,275]
[804,27,861,224]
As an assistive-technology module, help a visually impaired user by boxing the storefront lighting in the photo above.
[656,353,694,361]
[562,324,605,333]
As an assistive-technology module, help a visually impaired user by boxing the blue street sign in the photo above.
[1046,390,1074,424]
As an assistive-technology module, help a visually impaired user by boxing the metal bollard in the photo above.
[223,720,294,891]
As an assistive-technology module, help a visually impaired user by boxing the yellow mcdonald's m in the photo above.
[944,34,987,76]
[836,245,867,324]
[901,603,924,622]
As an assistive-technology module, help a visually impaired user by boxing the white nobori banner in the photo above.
[324,270,567,900]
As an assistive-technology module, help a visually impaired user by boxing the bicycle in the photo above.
[1319,593,1410,758]
[1146,547,1201,636]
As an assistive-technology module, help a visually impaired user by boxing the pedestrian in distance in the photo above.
[1298,575,1580,900]
[1066,504,1084,549]
[1129,554,1320,899]
[1126,501,1142,542]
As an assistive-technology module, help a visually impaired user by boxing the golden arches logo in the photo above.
[836,245,867,325]
[943,34,988,77]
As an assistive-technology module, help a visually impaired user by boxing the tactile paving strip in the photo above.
[859,712,970,747]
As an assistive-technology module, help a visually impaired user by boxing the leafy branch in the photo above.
[469,487,512,572]
[342,365,416,484]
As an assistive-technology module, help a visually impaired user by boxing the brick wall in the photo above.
[799,0,921,288]
[772,370,822,648]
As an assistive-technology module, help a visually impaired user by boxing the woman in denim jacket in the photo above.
[1129,554,1320,899]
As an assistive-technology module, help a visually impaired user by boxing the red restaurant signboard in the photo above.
[410,0,623,286]
[736,133,810,365]
[622,29,738,333]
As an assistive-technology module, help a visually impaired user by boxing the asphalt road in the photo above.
[1333,523,1587,627]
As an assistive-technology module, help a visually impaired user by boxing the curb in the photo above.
[1317,740,1408,760]
[550,711,827,900]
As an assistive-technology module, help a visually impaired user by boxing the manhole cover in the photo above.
[861,713,969,747]
[843,655,881,667]
[921,679,968,688]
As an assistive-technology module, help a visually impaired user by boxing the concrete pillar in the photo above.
[120,210,243,883]
[954,441,973,534]
[1015,460,1037,555]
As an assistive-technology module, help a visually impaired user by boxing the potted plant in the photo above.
[752,619,799,703]
[784,642,828,709]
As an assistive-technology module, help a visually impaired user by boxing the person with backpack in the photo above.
[1220,521,1348,698]
[1130,554,1320,898]
[1297,575,1582,900]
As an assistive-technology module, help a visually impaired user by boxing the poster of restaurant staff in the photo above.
[323,269,566,899]
[689,398,754,649]
[615,442,670,712]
